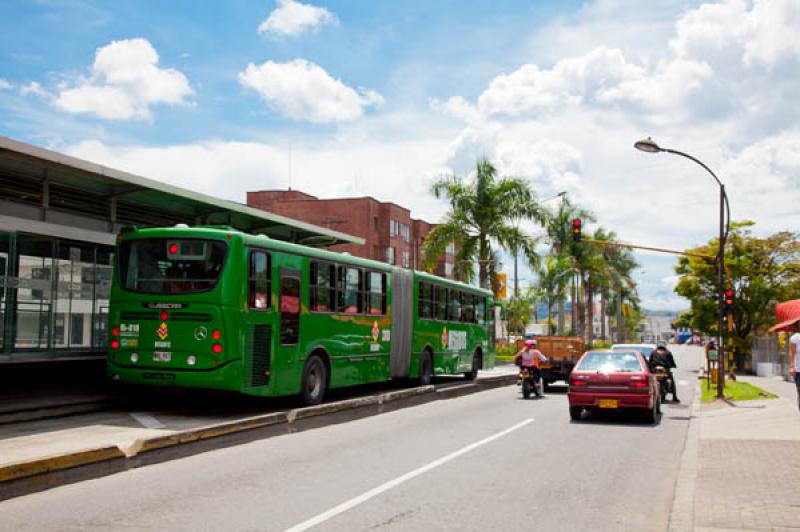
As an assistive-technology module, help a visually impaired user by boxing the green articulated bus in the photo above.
[107,225,495,405]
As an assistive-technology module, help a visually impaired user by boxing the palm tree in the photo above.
[422,158,548,290]
[536,254,574,334]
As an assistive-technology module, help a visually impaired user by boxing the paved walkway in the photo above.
[680,374,800,531]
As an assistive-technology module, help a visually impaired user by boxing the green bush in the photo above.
[495,344,517,360]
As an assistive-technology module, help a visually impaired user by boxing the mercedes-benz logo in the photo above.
[194,326,208,341]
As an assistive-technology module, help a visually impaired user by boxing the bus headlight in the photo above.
[187,355,197,366]
[130,353,139,363]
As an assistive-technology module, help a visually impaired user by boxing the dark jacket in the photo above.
[649,349,676,370]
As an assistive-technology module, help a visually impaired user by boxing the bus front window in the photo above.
[119,238,227,294]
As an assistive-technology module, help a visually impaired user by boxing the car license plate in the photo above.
[599,399,618,409]
[153,351,171,362]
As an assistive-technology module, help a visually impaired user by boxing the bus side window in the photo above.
[449,290,462,322]
[338,266,362,314]
[477,297,486,325]
[249,251,271,310]
[435,286,447,321]
[463,294,475,323]
[310,261,335,312]
[418,282,432,319]
[367,271,385,315]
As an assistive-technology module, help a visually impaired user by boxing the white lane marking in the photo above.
[284,418,533,532]
[129,412,166,429]
[678,380,689,387]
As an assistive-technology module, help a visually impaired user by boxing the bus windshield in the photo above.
[119,238,227,294]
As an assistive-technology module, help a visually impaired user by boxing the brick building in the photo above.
[247,190,455,278]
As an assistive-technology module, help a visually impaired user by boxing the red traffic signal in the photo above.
[723,289,734,314]
[572,219,582,242]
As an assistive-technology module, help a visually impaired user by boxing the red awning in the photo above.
[768,300,800,333]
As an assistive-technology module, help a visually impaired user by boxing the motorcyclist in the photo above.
[514,339,548,386]
[649,341,679,402]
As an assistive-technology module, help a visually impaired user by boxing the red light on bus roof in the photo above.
[212,329,221,340]
[111,327,120,337]
[110,339,120,350]
[212,343,223,354]
[168,243,179,254]
[160,311,169,321]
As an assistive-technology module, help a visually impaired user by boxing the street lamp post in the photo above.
[634,137,730,399]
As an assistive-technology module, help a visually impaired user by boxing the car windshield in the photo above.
[576,351,643,373]
[612,345,655,359]
[119,238,227,294]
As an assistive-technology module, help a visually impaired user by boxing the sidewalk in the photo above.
[675,375,800,531]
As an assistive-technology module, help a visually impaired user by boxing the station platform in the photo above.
[0,359,113,424]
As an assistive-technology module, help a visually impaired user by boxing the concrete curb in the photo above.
[668,380,701,532]
[0,375,514,501]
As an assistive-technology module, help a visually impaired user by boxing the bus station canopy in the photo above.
[0,136,363,247]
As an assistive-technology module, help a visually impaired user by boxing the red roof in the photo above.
[768,299,800,333]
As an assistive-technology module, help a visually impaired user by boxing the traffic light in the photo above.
[723,289,734,315]
[572,219,582,242]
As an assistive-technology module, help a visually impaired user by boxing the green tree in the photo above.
[504,290,535,338]
[422,158,548,290]
[674,221,800,366]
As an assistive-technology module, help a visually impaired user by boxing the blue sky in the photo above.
[1,0,799,311]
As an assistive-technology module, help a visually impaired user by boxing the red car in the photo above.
[568,349,660,423]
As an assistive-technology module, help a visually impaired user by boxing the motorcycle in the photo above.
[518,366,543,399]
[653,365,671,402]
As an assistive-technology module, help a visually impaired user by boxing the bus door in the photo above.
[244,249,275,389]
[276,268,302,381]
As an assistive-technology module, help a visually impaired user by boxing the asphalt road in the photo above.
[0,345,703,532]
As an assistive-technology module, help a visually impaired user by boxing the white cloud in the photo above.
[20,81,50,98]
[238,59,383,123]
[429,0,800,310]
[0,79,12,90]
[54,38,193,120]
[258,0,338,37]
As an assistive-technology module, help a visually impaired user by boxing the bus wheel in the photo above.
[302,355,327,406]
[419,351,433,386]
[464,352,480,381]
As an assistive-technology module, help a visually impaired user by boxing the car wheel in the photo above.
[644,400,657,424]
[419,351,433,386]
[463,352,480,381]
[301,355,327,406]
[656,394,662,414]
[570,407,582,421]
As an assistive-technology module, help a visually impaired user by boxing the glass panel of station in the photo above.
[0,233,114,359]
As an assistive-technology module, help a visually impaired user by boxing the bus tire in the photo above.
[301,355,328,406]
[419,351,433,386]
[464,352,480,381]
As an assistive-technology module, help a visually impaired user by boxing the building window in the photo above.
[374,216,379,231]
[310,261,335,312]
[390,219,399,238]
[444,262,454,277]
[400,223,410,242]
[445,242,455,256]
[402,250,410,268]
[385,246,395,265]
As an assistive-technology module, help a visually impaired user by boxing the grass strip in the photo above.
[701,379,777,403]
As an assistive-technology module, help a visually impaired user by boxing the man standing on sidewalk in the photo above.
[789,320,800,411]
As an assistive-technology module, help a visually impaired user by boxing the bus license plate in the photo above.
[599,399,618,409]
[153,351,171,362]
